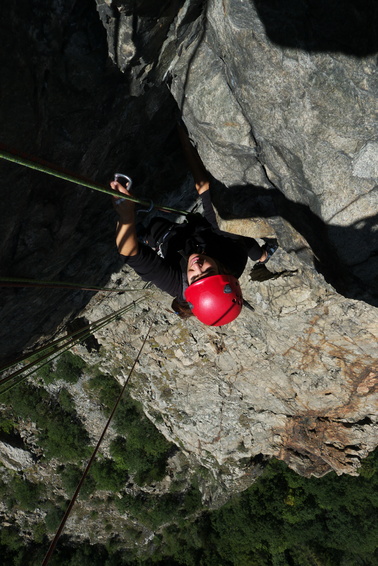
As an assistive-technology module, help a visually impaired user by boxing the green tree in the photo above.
[91,458,128,491]
[54,351,86,383]
[36,361,54,384]
[42,498,68,533]
[59,463,96,499]
[2,382,90,461]
[87,373,121,414]
[88,372,173,486]
[58,388,76,412]
[9,476,43,511]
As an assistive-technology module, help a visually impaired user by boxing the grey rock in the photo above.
[84,255,377,485]
[167,0,378,283]
[92,0,378,482]
[0,0,186,360]
[0,441,34,471]
[98,0,378,297]
[0,0,377,490]
[353,143,378,179]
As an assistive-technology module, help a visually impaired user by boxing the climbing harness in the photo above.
[0,143,188,292]
[0,144,192,562]
[0,144,189,216]
[41,314,155,566]
[156,224,177,257]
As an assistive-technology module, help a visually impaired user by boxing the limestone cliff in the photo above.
[0,0,377,491]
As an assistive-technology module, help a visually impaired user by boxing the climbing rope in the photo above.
[0,280,152,375]
[0,145,189,216]
[0,313,102,375]
[41,314,155,566]
[0,276,145,293]
[0,296,147,394]
[0,143,182,561]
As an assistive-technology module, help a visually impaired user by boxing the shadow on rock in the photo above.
[253,0,378,56]
[210,182,378,307]
[250,264,298,283]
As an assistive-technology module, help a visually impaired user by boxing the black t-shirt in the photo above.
[123,191,261,299]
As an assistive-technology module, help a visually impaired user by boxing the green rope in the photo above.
[0,276,145,293]
[0,311,107,374]
[0,297,146,394]
[0,281,152,374]
[0,145,189,216]
[0,317,105,394]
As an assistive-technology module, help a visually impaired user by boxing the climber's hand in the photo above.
[111,180,134,207]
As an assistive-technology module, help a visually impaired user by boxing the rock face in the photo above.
[0,441,34,471]
[99,0,378,302]
[86,249,377,485]
[0,0,187,360]
[0,0,377,486]
[92,0,378,482]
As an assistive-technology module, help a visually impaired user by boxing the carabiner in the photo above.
[114,173,132,191]
[113,173,153,212]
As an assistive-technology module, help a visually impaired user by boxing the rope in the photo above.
[0,276,143,293]
[0,279,151,374]
[0,145,189,216]
[0,297,147,392]
[0,308,113,374]
[41,314,155,566]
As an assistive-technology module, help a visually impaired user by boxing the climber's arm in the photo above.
[111,180,139,257]
[177,122,210,195]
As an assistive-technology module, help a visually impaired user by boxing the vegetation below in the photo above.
[86,370,174,486]
[0,354,377,565]
[0,449,377,565]
[2,381,90,461]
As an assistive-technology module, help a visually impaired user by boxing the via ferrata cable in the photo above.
[41,314,155,566]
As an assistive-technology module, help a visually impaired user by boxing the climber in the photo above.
[111,124,277,326]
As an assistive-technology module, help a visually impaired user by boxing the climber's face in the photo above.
[187,253,219,285]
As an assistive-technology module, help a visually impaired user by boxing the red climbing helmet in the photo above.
[184,274,243,326]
